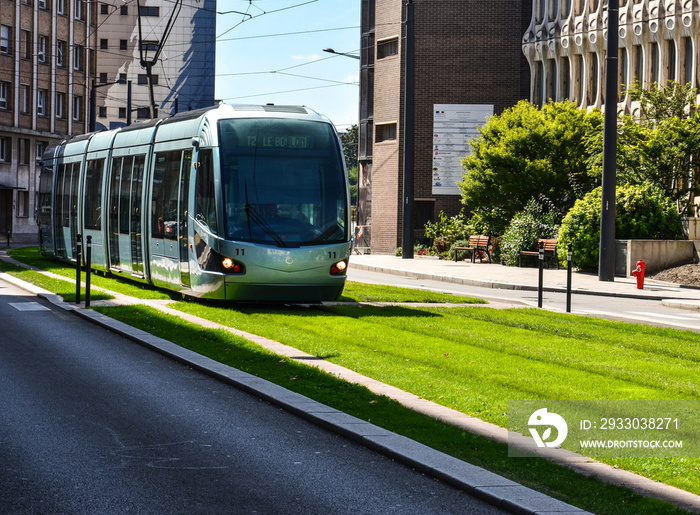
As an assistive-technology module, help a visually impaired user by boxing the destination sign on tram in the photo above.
[246,135,310,149]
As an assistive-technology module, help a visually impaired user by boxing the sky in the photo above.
[214,0,361,131]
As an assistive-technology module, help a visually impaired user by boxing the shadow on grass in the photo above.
[92,303,688,515]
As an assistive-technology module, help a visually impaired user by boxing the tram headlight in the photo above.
[330,259,348,276]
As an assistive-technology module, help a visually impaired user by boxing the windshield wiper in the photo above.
[245,203,287,247]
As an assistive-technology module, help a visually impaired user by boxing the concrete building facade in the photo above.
[522,0,700,113]
[358,0,533,254]
[0,0,95,243]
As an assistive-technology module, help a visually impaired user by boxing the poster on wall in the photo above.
[432,104,493,195]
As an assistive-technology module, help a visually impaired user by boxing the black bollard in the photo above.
[75,234,82,305]
[537,240,544,308]
[85,235,92,308]
[566,243,572,313]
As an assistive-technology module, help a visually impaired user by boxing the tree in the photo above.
[339,124,358,171]
[459,100,602,234]
[339,125,359,206]
[613,81,700,217]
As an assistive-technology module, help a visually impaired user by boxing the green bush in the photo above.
[424,210,471,254]
[500,199,559,266]
[558,183,685,270]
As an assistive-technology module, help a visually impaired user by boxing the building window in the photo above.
[120,5,127,15]
[0,137,8,162]
[377,37,398,59]
[17,191,29,218]
[0,26,9,54]
[37,89,47,116]
[57,0,65,15]
[100,38,108,50]
[74,44,84,71]
[120,39,127,51]
[138,6,159,16]
[634,45,643,85]
[21,30,31,60]
[668,40,676,83]
[99,72,107,84]
[73,96,82,121]
[38,35,47,63]
[20,85,29,113]
[375,122,397,143]
[141,40,159,53]
[119,107,126,119]
[100,3,108,15]
[56,92,65,118]
[684,37,694,86]
[74,0,84,21]
[98,106,107,118]
[57,40,66,67]
[119,72,127,83]
[138,74,158,85]
[37,141,47,160]
[19,138,30,165]
[0,82,9,110]
[39,0,48,10]
[137,107,151,119]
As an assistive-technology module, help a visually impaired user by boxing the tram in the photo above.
[36,104,352,302]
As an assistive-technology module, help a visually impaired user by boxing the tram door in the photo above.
[83,159,105,266]
[151,149,191,288]
[54,162,80,260]
[107,155,145,275]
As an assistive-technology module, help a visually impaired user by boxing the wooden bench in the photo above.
[454,235,495,263]
[519,238,559,268]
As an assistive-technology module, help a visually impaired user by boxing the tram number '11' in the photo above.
[234,249,244,256]
[328,252,337,259]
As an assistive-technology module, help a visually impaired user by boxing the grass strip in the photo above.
[92,304,687,515]
[6,247,174,300]
[171,301,700,497]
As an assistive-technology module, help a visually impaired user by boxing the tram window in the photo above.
[152,150,183,240]
[195,148,217,234]
[55,164,66,228]
[219,119,347,246]
[84,158,104,229]
[119,156,133,234]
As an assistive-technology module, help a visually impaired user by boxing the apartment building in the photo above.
[93,0,216,131]
[0,0,95,243]
[358,0,532,254]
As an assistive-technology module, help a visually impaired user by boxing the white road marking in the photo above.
[8,302,50,312]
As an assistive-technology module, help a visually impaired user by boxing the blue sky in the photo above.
[215,0,361,131]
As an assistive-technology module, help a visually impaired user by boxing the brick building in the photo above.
[358,0,532,254]
[0,0,96,243]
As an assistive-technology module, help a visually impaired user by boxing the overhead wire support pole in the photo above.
[599,0,619,281]
[401,0,415,259]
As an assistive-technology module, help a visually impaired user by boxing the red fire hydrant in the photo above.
[632,260,645,289]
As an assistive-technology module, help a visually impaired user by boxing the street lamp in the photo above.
[323,48,360,60]
[90,78,132,132]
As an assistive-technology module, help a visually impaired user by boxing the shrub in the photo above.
[500,199,559,266]
[424,210,471,253]
[557,183,685,270]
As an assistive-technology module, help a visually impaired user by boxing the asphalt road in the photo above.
[0,278,508,514]
[348,268,700,332]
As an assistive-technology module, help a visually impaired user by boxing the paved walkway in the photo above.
[3,249,700,513]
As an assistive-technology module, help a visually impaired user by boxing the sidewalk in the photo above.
[349,254,700,310]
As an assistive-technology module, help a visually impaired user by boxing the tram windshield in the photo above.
[219,118,348,247]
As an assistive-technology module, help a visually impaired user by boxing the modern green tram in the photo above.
[36,104,352,302]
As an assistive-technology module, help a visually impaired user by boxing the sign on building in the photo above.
[432,104,493,195]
